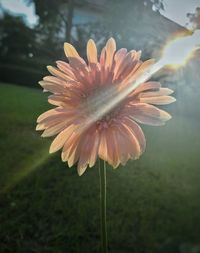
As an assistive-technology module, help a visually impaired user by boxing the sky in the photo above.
[0,0,38,27]
[161,0,200,27]
[0,0,200,28]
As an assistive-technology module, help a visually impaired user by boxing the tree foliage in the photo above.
[0,13,36,63]
[187,7,200,30]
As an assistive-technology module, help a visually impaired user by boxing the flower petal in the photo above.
[106,127,120,168]
[64,42,87,66]
[62,132,80,162]
[98,128,108,161]
[100,47,106,66]
[64,42,80,59]
[124,103,172,126]
[87,39,98,64]
[48,95,78,107]
[42,120,69,137]
[56,61,76,80]
[37,108,66,123]
[127,59,155,84]
[49,124,77,153]
[129,81,161,97]
[105,37,116,70]
[77,143,90,175]
[47,66,74,82]
[39,81,67,94]
[139,88,174,98]
[36,112,71,131]
[114,50,139,81]
[120,124,141,159]
[88,130,100,168]
[113,48,127,76]
[117,124,140,161]
[65,135,82,168]
[122,117,146,153]
[43,76,68,86]
[140,96,176,105]
[64,43,91,87]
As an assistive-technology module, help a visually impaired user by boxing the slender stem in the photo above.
[99,159,108,253]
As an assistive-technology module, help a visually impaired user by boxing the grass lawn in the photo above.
[0,83,200,253]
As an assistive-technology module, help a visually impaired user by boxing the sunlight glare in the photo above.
[77,32,200,134]
[161,30,200,67]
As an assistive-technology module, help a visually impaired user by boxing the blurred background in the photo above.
[0,0,200,252]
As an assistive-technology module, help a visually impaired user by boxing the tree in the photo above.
[0,12,36,64]
[74,0,165,59]
[28,0,88,43]
[187,7,200,30]
[29,0,164,47]
[0,12,45,86]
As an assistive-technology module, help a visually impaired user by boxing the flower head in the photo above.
[36,38,175,175]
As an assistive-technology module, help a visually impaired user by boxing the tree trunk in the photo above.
[66,0,74,43]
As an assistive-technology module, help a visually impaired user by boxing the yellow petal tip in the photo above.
[47,65,53,71]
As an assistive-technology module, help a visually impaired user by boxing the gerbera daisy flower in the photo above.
[36,38,175,175]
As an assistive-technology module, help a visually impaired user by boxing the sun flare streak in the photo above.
[78,31,200,133]
[161,30,200,67]
[82,61,164,128]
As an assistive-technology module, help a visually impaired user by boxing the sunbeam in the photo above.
[1,150,50,194]
[77,31,200,135]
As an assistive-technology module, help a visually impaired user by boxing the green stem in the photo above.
[99,159,108,253]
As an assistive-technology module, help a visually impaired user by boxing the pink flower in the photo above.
[36,38,175,175]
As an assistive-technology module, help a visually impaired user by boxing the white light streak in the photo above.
[86,60,165,124]
[162,30,200,66]
[77,31,200,134]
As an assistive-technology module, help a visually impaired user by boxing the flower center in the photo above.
[83,86,122,128]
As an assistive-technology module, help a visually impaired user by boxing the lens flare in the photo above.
[81,32,199,132]
[161,30,200,67]
[85,31,200,130]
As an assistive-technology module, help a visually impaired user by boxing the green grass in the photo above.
[0,83,200,253]
[0,83,51,192]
